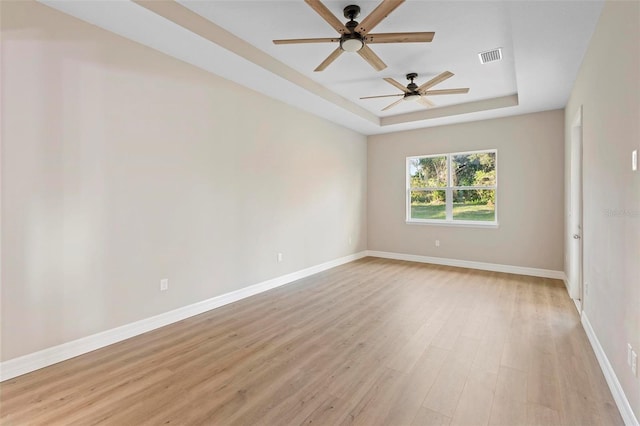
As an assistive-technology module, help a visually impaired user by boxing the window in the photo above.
[407,149,497,225]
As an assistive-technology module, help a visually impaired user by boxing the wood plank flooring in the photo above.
[0,257,623,425]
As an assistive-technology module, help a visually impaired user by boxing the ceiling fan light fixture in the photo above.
[340,37,364,52]
[403,93,421,102]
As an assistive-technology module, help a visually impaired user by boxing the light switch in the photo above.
[633,150,637,171]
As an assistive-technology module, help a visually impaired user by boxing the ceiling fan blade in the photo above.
[365,32,435,43]
[358,45,387,71]
[357,0,405,35]
[304,0,348,34]
[360,94,404,99]
[417,97,435,108]
[382,97,405,111]
[273,37,339,45]
[417,71,455,92]
[314,47,343,71]
[421,88,470,96]
[383,77,409,93]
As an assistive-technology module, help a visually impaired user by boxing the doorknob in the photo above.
[573,234,581,239]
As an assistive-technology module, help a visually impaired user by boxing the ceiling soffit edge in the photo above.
[381,94,519,126]
[133,0,380,125]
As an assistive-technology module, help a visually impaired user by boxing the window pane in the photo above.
[410,190,446,220]
[409,156,447,188]
[452,152,496,187]
[452,189,496,221]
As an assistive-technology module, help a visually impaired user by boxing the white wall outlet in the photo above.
[632,350,638,377]
[160,278,168,291]
[435,239,440,247]
[632,149,637,171]
[348,236,353,245]
[277,252,283,263]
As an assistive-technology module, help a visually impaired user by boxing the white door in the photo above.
[568,107,583,307]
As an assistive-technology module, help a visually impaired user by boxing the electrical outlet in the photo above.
[435,239,440,247]
[277,253,283,263]
[632,350,638,377]
[160,278,168,291]
[632,150,637,171]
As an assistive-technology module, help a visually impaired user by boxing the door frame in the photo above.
[568,105,583,313]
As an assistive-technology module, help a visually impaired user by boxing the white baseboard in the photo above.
[561,273,583,314]
[366,250,565,279]
[581,312,639,426]
[0,251,367,382]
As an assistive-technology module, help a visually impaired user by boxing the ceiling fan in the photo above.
[361,72,470,111]
[273,0,434,72]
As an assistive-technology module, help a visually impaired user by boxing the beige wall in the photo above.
[564,0,640,419]
[0,1,367,361]
[368,110,565,271]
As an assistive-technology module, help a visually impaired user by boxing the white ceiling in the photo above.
[40,0,604,135]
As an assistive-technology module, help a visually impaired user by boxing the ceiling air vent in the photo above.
[478,48,502,64]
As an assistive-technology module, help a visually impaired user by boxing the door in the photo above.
[568,106,583,309]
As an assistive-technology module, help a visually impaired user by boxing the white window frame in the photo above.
[406,149,498,227]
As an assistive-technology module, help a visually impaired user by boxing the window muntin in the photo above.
[407,150,497,225]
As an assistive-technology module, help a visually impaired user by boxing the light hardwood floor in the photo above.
[0,258,623,425]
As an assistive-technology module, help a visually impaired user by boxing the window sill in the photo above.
[406,220,499,228]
